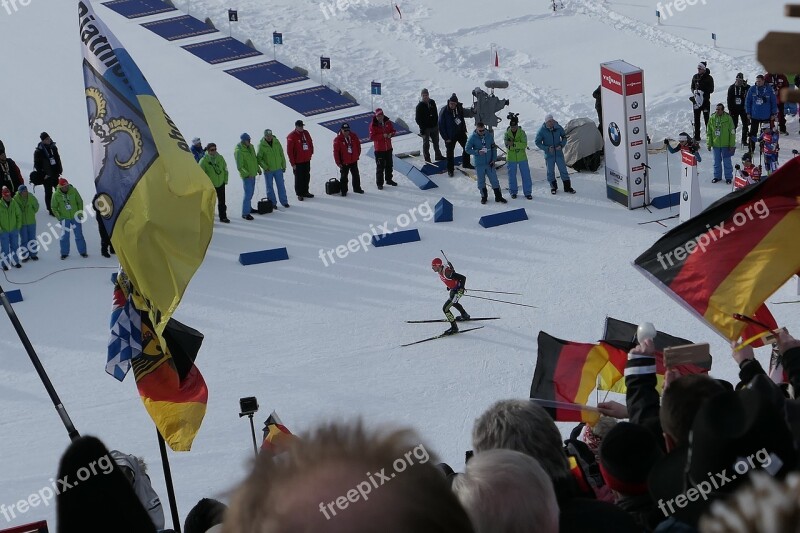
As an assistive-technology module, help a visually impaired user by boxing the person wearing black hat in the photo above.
[415,89,445,163]
[333,122,363,195]
[599,422,663,531]
[764,72,790,134]
[438,93,475,176]
[33,131,63,216]
[727,73,750,147]
[286,120,315,201]
[690,62,714,141]
[0,148,23,194]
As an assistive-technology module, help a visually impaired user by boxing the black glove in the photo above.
[663,138,669,145]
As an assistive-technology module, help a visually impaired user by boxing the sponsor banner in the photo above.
[601,66,623,95]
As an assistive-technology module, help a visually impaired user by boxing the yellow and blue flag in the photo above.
[80,1,214,450]
[79,0,215,338]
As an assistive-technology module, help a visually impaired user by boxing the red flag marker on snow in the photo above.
[494,51,499,67]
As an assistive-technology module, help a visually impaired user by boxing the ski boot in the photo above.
[444,322,459,335]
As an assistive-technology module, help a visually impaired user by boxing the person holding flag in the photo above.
[733,153,761,190]
[431,257,470,335]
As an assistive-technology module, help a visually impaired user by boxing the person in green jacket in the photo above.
[707,103,736,184]
[235,133,260,220]
[199,143,230,223]
[51,178,87,259]
[256,129,290,208]
[0,186,22,269]
[14,185,39,261]
[503,116,532,199]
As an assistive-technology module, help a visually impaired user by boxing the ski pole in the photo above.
[467,289,523,296]
[463,294,537,308]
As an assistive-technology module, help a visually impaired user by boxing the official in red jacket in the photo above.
[286,120,315,201]
[368,109,397,189]
[333,123,362,196]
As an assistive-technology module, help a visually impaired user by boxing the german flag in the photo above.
[598,317,710,393]
[261,411,297,456]
[134,310,208,452]
[634,157,800,341]
[530,331,628,422]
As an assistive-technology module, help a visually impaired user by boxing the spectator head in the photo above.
[58,177,69,191]
[56,436,156,533]
[472,399,571,483]
[184,498,227,533]
[756,74,765,86]
[17,185,28,196]
[715,103,725,114]
[192,137,202,147]
[421,88,429,101]
[599,422,663,497]
[206,143,217,153]
[1,186,10,200]
[240,133,251,144]
[697,61,707,72]
[223,421,474,533]
[660,374,725,450]
[40,131,51,143]
[340,123,350,133]
[735,72,744,85]
[264,129,273,139]
[453,449,559,533]
[295,120,304,131]
[0,150,6,160]
[448,93,459,106]
[509,115,519,128]
[476,123,486,134]
[375,108,384,119]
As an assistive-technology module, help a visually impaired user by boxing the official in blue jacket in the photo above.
[745,75,778,153]
[535,114,575,195]
[465,123,506,204]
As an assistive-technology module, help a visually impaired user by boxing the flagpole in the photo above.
[157,429,182,533]
[0,284,80,441]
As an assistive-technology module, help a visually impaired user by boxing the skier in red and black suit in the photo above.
[431,257,470,335]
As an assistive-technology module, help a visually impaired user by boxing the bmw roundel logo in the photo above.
[633,127,640,135]
[635,177,642,185]
[608,122,621,147]
[634,152,641,160]
[631,101,639,109]
[683,191,689,201]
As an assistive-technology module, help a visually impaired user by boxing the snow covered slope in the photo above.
[0,0,797,528]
